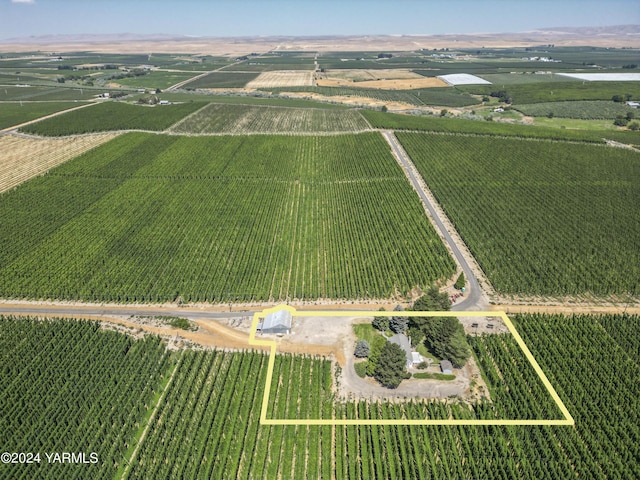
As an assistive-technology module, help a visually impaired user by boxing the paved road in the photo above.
[0,302,441,321]
[0,304,256,320]
[381,130,487,312]
[166,54,263,91]
[166,61,244,91]
[0,101,98,134]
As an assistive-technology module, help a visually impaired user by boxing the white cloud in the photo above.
[11,0,36,4]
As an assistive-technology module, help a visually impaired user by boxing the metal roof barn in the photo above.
[440,360,454,375]
[259,310,292,335]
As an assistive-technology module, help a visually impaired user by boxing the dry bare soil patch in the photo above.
[171,102,371,134]
[322,68,425,82]
[0,133,118,193]
[317,76,448,90]
[246,70,314,88]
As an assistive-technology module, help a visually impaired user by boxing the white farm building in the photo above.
[437,74,492,86]
[257,310,292,335]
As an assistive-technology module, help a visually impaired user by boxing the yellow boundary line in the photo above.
[249,305,574,426]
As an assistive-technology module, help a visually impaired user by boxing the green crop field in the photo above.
[361,110,614,142]
[0,132,455,302]
[0,316,171,480]
[0,85,106,101]
[227,56,314,71]
[0,315,640,480]
[0,72,45,85]
[397,132,640,296]
[113,70,200,89]
[157,92,349,109]
[514,100,638,119]
[318,55,432,70]
[412,59,575,78]
[511,313,640,478]
[407,87,479,106]
[266,335,563,421]
[130,313,639,479]
[474,73,578,85]
[0,101,81,129]
[171,103,371,133]
[2,313,638,479]
[182,71,261,88]
[457,81,640,104]
[20,101,206,135]
[363,109,640,146]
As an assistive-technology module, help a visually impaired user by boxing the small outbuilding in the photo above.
[258,310,292,335]
[411,352,423,365]
[440,360,454,375]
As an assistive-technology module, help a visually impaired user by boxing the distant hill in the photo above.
[532,25,640,35]
[0,33,189,44]
[0,26,638,54]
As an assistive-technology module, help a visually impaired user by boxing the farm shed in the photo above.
[258,310,292,335]
[440,360,454,375]
[411,352,423,365]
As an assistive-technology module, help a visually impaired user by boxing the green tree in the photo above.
[443,332,472,368]
[614,115,629,126]
[372,314,389,331]
[354,340,370,358]
[628,121,640,131]
[409,285,470,368]
[390,315,408,333]
[390,304,408,333]
[366,335,388,376]
[409,285,450,338]
[413,285,450,311]
[455,272,465,290]
[428,317,471,368]
[374,342,410,388]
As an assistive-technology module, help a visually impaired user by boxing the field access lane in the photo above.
[381,130,488,312]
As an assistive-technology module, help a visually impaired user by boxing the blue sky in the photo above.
[1,0,638,39]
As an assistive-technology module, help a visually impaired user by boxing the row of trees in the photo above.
[372,305,408,334]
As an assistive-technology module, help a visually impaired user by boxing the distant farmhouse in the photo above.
[257,310,292,335]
